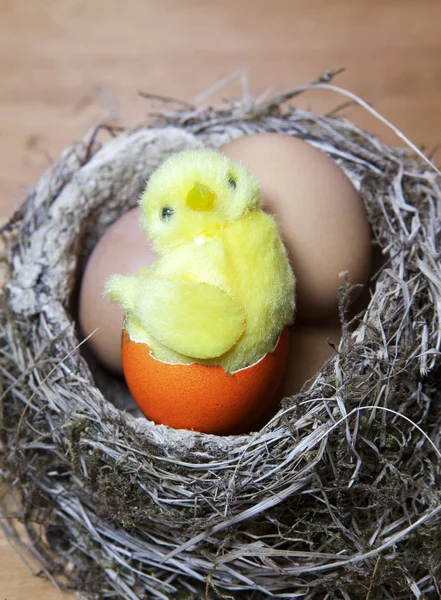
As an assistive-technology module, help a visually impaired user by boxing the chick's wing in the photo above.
[134,275,245,359]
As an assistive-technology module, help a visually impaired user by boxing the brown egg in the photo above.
[251,319,341,429]
[278,319,341,398]
[79,208,156,374]
[222,133,372,320]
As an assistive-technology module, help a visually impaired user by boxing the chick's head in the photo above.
[140,149,260,254]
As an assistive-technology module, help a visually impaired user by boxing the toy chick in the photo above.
[105,149,295,433]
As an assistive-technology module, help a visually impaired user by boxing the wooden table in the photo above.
[1,1,440,597]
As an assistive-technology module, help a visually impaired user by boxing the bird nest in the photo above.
[1,74,441,599]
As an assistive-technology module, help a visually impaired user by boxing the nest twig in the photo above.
[1,73,441,599]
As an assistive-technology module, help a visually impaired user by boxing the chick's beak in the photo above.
[186,182,216,211]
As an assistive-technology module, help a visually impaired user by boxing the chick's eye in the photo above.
[228,176,237,189]
[161,206,174,221]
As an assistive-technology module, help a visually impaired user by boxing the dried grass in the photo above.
[1,72,441,599]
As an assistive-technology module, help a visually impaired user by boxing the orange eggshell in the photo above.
[122,329,289,435]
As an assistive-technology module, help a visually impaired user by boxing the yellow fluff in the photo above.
[106,149,295,374]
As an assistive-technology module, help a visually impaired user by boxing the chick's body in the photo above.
[106,149,295,374]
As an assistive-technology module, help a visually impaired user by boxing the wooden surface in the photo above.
[1,0,440,597]
[0,531,71,600]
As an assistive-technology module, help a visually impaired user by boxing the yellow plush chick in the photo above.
[105,149,295,374]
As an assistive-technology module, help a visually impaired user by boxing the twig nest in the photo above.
[1,79,441,599]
